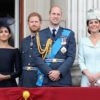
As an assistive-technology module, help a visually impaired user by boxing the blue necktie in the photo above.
[52,29,56,40]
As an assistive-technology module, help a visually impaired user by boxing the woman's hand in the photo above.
[82,69,96,85]
[0,74,10,81]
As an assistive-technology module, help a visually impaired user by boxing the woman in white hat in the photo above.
[79,9,100,87]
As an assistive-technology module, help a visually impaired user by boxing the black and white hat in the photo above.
[0,17,14,27]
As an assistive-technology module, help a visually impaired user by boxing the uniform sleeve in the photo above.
[78,39,87,71]
[58,31,76,77]
[33,37,52,75]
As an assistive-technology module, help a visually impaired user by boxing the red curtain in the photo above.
[0,87,100,100]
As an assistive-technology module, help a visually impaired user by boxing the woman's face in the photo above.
[88,19,100,33]
[0,27,11,42]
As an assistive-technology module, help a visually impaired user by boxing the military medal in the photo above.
[39,74,43,80]
[61,47,67,54]
[30,42,33,47]
[61,36,67,45]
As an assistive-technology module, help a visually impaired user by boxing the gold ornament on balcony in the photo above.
[23,90,30,100]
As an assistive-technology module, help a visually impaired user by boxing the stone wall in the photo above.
[71,64,82,86]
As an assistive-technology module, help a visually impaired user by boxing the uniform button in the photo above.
[29,55,31,57]
[22,51,24,53]
[28,63,31,65]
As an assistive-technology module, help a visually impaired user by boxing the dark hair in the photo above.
[86,20,91,34]
[28,12,42,22]
[0,25,11,33]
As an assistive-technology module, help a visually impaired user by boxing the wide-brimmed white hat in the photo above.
[87,9,100,20]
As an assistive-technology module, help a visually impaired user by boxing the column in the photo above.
[24,0,51,37]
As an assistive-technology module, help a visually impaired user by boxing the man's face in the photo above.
[49,7,62,26]
[28,16,41,33]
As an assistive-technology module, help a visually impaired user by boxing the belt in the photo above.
[45,58,64,63]
[23,66,38,71]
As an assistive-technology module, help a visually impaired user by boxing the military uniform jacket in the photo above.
[20,35,38,87]
[35,27,76,86]
[21,36,36,67]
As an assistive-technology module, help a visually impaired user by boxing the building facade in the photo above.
[1,0,100,86]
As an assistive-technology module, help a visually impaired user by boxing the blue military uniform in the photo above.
[20,35,38,87]
[35,27,76,86]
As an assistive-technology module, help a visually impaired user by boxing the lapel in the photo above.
[45,27,64,39]
[55,27,63,40]
[45,27,52,39]
[44,27,64,42]
[45,27,63,39]
[84,37,100,47]
[25,36,31,48]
